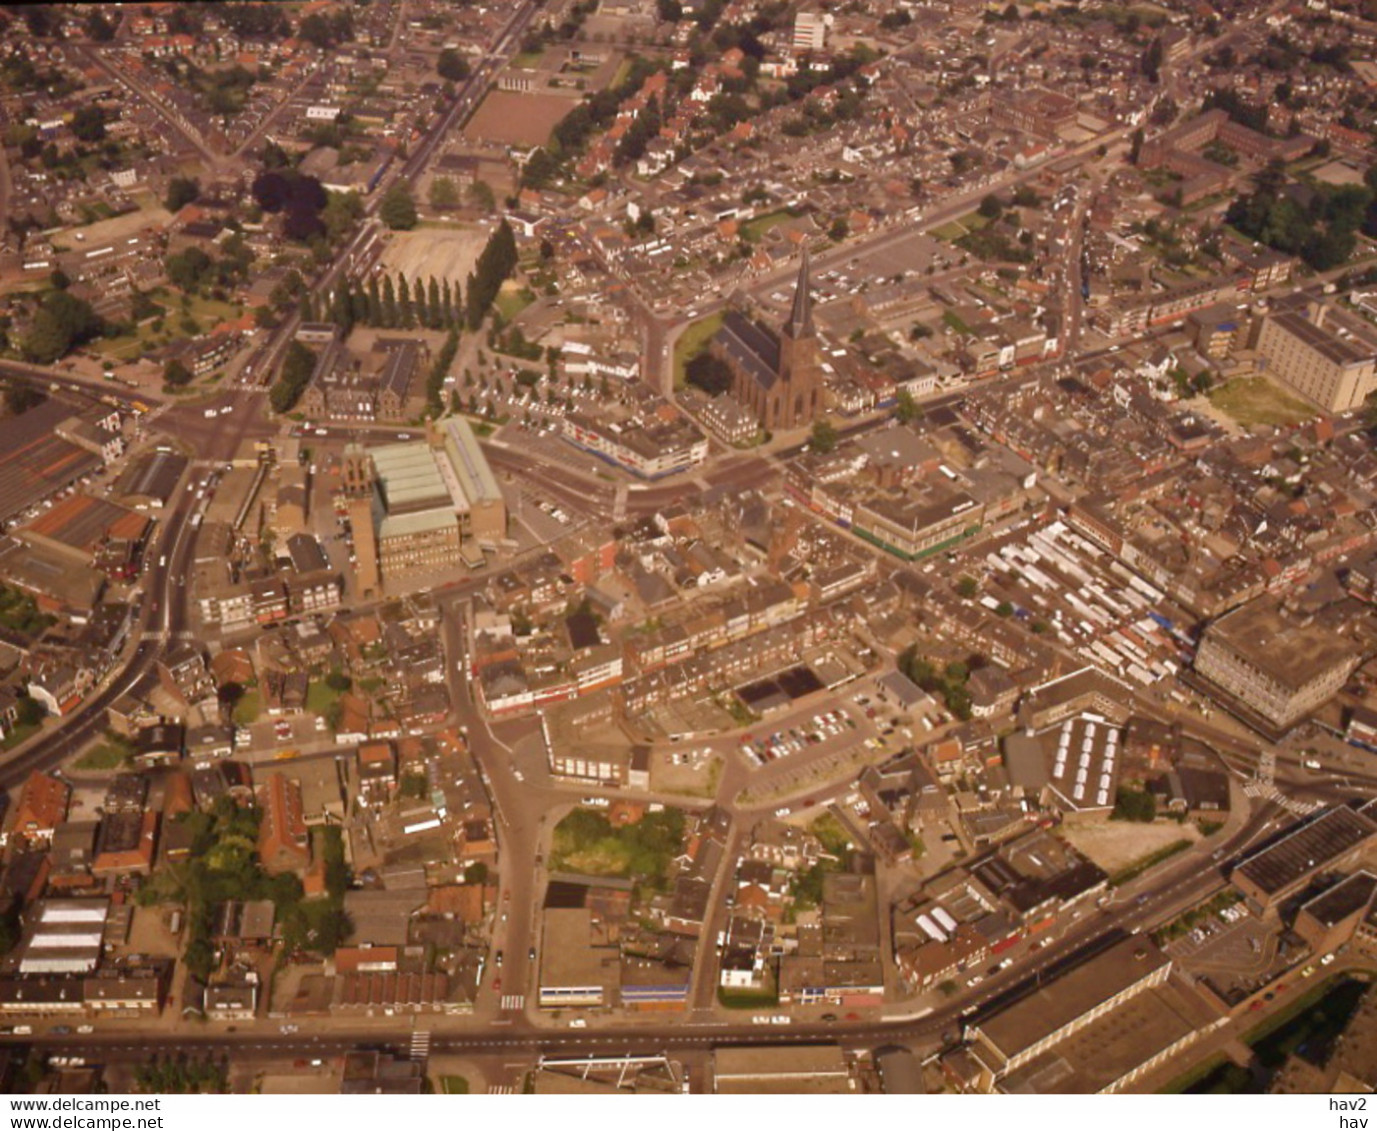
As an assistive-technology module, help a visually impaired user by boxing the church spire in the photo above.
[785,245,813,339]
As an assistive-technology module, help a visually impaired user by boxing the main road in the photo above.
[0,1,546,786]
[18,799,1283,1066]
[0,462,202,791]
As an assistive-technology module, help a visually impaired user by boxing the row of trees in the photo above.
[464,219,518,330]
[430,175,495,213]
[426,328,460,416]
[269,339,316,414]
[303,270,465,336]
[521,57,666,190]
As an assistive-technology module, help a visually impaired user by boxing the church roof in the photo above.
[785,246,814,339]
[716,310,781,392]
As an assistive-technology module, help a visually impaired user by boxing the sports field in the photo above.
[463,90,574,147]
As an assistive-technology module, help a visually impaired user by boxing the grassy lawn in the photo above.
[609,56,634,90]
[740,207,802,243]
[810,813,855,862]
[672,310,725,388]
[512,50,544,68]
[942,309,972,335]
[1208,377,1317,428]
[718,977,780,1010]
[440,1076,469,1095]
[181,292,244,333]
[93,334,144,362]
[929,211,988,243]
[306,680,345,718]
[494,284,536,322]
[75,735,136,771]
[548,807,685,890]
[1,721,42,751]
[231,688,262,727]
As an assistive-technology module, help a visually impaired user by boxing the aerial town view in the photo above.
[0,0,1375,1105]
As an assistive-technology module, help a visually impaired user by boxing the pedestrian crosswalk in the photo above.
[409,1030,431,1062]
[500,994,525,1011]
[1243,779,1321,816]
[486,1085,516,1094]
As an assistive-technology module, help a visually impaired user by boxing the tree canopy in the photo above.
[465,219,518,329]
[269,340,317,413]
[165,176,201,213]
[22,291,103,364]
[437,47,471,82]
[379,184,418,231]
[251,170,328,241]
[809,418,839,454]
[1226,168,1374,271]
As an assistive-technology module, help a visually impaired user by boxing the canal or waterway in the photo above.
[1188,976,1368,1094]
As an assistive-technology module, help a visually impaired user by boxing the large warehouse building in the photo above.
[344,418,506,594]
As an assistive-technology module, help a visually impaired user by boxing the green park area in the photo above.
[929,211,989,243]
[1169,976,1369,1092]
[94,288,244,365]
[1207,377,1317,429]
[672,311,725,388]
[548,806,686,891]
[306,672,351,727]
[75,733,136,771]
[740,207,803,243]
[0,583,54,641]
[231,688,262,727]
[138,804,351,981]
[494,283,537,322]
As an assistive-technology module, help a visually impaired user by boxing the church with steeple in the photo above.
[710,248,823,433]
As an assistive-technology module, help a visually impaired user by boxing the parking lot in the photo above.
[738,705,861,767]
[1171,908,1295,1003]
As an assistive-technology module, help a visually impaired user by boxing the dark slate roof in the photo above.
[715,310,781,392]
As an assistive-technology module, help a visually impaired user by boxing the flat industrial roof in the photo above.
[1205,602,1360,691]
[714,1044,851,1093]
[1047,715,1121,813]
[1234,806,1377,898]
[443,417,502,505]
[1300,871,1377,927]
[371,442,451,513]
[540,906,613,989]
[973,936,1171,1064]
[0,399,101,523]
[998,979,1221,1094]
[21,493,148,554]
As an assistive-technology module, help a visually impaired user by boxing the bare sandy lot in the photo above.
[650,748,723,799]
[378,226,488,287]
[1062,819,1200,873]
[50,203,172,252]
[463,90,574,147]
